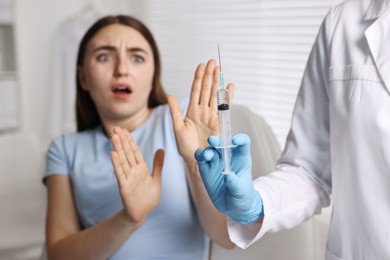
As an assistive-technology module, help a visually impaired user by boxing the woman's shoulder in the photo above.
[49,126,102,150]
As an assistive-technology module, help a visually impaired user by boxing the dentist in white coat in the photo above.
[195,0,390,259]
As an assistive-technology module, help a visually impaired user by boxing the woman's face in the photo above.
[79,24,154,122]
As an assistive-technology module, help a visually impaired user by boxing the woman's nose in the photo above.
[114,57,129,77]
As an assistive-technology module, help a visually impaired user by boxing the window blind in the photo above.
[140,0,343,148]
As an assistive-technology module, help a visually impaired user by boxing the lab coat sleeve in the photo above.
[228,8,334,249]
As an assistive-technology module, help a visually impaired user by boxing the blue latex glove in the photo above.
[195,133,264,224]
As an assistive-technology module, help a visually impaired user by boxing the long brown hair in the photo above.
[76,15,167,132]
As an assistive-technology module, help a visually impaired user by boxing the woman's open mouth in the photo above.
[112,85,132,100]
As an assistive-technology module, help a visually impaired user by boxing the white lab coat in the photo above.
[228,0,390,259]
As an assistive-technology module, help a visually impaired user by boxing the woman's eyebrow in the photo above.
[127,47,148,55]
[92,45,116,53]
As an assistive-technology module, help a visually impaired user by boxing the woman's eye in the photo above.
[97,53,110,62]
[132,55,144,63]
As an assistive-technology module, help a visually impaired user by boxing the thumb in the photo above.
[232,133,251,156]
[167,95,184,130]
[225,173,246,198]
[152,149,165,185]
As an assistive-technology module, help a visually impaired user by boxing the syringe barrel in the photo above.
[217,88,232,145]
[217,88,233,174]
[217,88,230,111]
[218,109,233,147]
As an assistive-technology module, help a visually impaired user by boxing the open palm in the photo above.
[110,127,164,224]
[168,59,234,163]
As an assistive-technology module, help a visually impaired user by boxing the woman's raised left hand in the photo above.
[168,59,234,163]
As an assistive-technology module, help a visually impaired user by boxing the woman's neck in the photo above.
[100,108,153,137]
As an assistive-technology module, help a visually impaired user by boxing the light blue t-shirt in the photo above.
[44,98,209,260]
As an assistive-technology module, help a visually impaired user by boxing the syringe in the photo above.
[216,45,234,175]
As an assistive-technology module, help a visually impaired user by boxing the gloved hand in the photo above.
[195,133,264,224]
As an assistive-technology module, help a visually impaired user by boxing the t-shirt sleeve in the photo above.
[43,135,70,184]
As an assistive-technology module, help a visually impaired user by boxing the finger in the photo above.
[195,147,219,164]
[167,95,184,131]
[109,127,117,138]
[112,133,127,164]
[199,59,216,106]
[226,83,235,106]
[208,135,221,147]
[116,127,137,166]
[189,63,205,108]
[112,131,133,177]
[111,151,127,185]
[195,148,211,175]
[232,133,251,156]
[204,147,220,163]
[126,131,144,164]
[151,149,164,185]
[209,66,220,111]
[194,148,206,162]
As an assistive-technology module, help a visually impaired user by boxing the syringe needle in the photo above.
[218,44,222,71]
[218,44,224,88]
